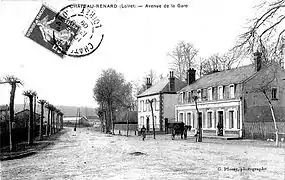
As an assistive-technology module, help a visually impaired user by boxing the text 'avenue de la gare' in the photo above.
[71,3,189,9]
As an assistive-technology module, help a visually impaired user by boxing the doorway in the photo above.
[217,111,223,136]
[146,117,150,132]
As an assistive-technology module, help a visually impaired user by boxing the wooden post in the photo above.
[126,110,129,137]
[6,105,13,151]
[40,103,44,140]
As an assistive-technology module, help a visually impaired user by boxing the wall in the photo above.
[163,93,179,122]
[137,94,160,129]
[242,64,285,139]
[244,122,285,140]
[114,124,138,131]
[243,65,285,118]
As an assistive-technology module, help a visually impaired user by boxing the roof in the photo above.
[63,116,86,121]
[86,115,99,120]
[180,64,256,92]
[15,109,41,117]
[137,77,186,97]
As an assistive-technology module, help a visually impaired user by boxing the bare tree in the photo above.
[168,41,199,81]
[0,76,22,151]
[23,90,36,145]
[235,0,285,64]
[45,102,52,136]
[38,99,47,140]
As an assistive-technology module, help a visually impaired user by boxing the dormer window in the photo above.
[229,84,235,98]
[208,87,213,100]
[218,86,223,100]
[197,89,202,101]
[188,91,191,102]
[180,92,184,103]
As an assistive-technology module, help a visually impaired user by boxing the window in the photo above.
[208,87,213,100]
[139,100,143,111]
[154,99,159,111]
[143,100,146,112]
[229,84,235,98]
[272,88,278,100]
[148,101,151,111]
[188,92,191,102]
[180,92,183,103]
[218,86,223,100]
[179,113,183,122]
[187,113,191,125]
[140,116,144,127]
[229,111,234,129]
[197,89,202,101]
[207,111,212,128]
[182,92,186,103]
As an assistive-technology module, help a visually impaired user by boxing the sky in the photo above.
[0,0,261,108]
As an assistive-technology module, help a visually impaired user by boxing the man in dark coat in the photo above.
[141,125,146,141]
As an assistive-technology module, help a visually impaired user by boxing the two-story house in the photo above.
[175,52,285,139]
[137,72,186,132]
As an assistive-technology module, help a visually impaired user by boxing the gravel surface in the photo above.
[0,127,284,180]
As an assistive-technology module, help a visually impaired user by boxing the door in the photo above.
[218,111,223,136]
[198,112,202,129]
[146,117,150,132]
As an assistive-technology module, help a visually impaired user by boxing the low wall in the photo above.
[114,124,138,131]
[243,122,285,140]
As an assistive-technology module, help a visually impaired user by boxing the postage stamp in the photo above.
[25,4,80,58]
[55,4,104,57]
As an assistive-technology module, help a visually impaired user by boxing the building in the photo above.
[137,72,186,132]
[85,116,101,127]
[175,52,285,139]
[63,116,94,127]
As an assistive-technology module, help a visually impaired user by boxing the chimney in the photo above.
[146,77,152,89]
[254,51,262,71]
[186,68,196,85]
[169,71,175,91]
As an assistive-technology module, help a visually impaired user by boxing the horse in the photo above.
[170,123,192,140]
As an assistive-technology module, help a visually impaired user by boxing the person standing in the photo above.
[141,125,146,141]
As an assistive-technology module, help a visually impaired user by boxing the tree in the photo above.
[200,51,242,76]
[38,99,46,140]
[0,76,22,151]
[235,0,285,64]
[147,99,156,139]
[168,41,199,81]
[45,103,52,136]
[50,105,56,134]
[23,90,36,145]
[93,68,133,134]
[192,95,202,142]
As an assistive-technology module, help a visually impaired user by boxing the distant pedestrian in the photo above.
[141,125,146,141]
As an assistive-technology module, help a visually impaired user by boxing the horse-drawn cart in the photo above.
[165,122,191,140]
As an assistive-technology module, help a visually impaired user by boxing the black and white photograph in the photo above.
[0,0,284,179]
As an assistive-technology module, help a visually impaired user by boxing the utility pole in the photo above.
[74,108,78,131]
